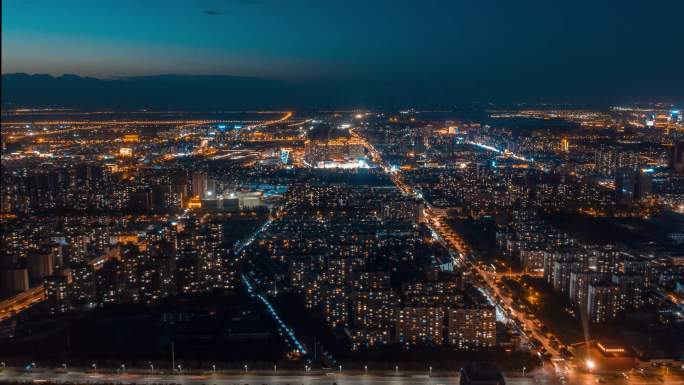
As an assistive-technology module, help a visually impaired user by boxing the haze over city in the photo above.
[1,2,683,385]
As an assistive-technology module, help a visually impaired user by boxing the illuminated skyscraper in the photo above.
[615,168,652,202]
[670,141,684,174]
[44,274,69,315]
[396,307,444,345]
[560,138,570,153]
[587,282,622,323]
[448,306,496,350]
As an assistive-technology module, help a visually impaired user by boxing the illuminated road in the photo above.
[467,141,532,163]
[242,274,307,355]
[2,367,681,385]
[427,212,563,361]
[2,111,294,141]
[0,369,543,385]
[0,286,44,322]
[245,111,294,129]
[237,215,308,355]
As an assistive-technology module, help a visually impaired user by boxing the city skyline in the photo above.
[1,2,684,385]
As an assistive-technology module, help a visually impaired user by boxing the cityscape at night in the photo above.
[1,1,684,385]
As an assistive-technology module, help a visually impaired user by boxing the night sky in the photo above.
[2,0,684,103]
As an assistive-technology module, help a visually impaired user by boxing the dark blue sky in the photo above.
[3,0,683,103]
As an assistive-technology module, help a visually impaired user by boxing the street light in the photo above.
[62,363,67,370]
[395,365,399,374]
[364,365,368,373]
[339,364,342,372]
[91,363,96,372]
[522,366,526,376]
[213,364,217,374]
[121,364,126,373]
[586,360,595,372]
[149,362,154,373]
[273,364,276,373]
[429,366,432,376]
[177,364,182,374]
[244,364,248,373]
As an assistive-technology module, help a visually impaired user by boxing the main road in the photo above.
[0,369,537,385]
[0,286,44,323]
[2,368,682,385]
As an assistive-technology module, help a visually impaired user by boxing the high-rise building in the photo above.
[304,137,367,164]
[615,168,652,202]
[543,248,576,289]
[560,138,570,153]
[351,329,391,351]
[569,270,602,310]
[590,248,620,275]
[95,260,119,306]
[670,141,684,174]
[151,185,171,211]
[381,200,422,224]
[69,262,95,303]
[396,307,444,345]
[44,274,69,315]
[75,163,103,185]
[448,306,496,350]
[552,259,575,295]
[519,249,544,272]
[612,273,645,310]
[191,171,208,198]
[413,134,427,154]
[0,268,29,291]
[27,250,55,282]
[353,289,397,330]
[322,286,349,327]
[175,247,200,295]
[351,271,391,291]
[587,282,622,323]
[129,189,153,213]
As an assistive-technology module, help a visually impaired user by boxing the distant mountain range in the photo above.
[2,73,440,110]
[0,73,306,110]
[0,73,516,110]
[5,73,679,110]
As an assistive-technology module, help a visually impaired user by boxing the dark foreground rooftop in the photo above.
[460,362,505,385]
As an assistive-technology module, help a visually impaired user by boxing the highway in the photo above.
[245,111,294,129]
[0,369,537,385]
[2,111,294,143]
[1,367,682,385]
[0,286,44,322]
